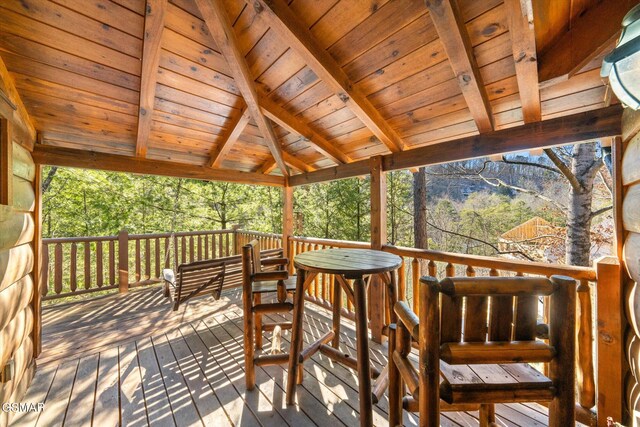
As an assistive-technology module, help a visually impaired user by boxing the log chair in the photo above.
[388,275,577,427]
[241,239,297,390]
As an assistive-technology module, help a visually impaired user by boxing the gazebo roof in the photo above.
[0,0,631,185]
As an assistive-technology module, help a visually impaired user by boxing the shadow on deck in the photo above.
[13,286,561,426]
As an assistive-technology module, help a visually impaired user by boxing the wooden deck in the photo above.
[13,286,565,426]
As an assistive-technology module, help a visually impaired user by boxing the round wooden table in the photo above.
[286,248,402,427]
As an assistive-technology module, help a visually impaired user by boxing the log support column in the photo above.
[282,180,293,262]
[370,156,386,343]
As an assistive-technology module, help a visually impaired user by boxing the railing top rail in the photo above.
[237,230,283,239]
[43,235,117,244]
[382,244,597,281]
[289,235,371,249]
[129,229,234,239]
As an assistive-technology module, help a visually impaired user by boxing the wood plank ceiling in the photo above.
[0,0,629,177]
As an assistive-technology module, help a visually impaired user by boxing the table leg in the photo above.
[353,276,373,427]
[287,268,307,405]
[386,269,402,426]
[332,274,342,348]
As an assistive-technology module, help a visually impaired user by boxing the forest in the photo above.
[42,141,614,267]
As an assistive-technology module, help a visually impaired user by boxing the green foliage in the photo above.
[42,167,282,238]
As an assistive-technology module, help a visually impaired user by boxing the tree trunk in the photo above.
[413,167,429,272]
[566,143,600,266]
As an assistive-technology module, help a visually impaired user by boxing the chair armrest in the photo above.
[253,271,289,281]
[261,257,289,266]
[394,301,420,340]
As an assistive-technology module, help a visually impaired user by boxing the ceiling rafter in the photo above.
[249,0,406,153]
[135,0,167,158]
[537,0,635,87]
[257,150,317,175]
[259,96,351,165]
[207,107,250,168]
[195,0,290,176]
[505,0,541,123]
[425,0,494,133]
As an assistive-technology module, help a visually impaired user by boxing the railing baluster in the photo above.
[398,257,406,301]
[446,263,455,277]
[577,279,595,409]
[219,233,223,258]
[189,236,194,263]
[181,237,186,264]
[145,239,151,279]
[69,243,77,293]
[42,243,49,297]
[225,232,230,256]
[109,240,115,286]
[428,260,436,277]
[54,243,62,295]
[84,241,91,290]
[96,241,103,288]
[155,238,160,279]
[197,235,202,260]
[204,234,209,259]
[411,257,419,313]
[135,239,141,284]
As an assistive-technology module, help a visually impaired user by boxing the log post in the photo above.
[282,181,293,261]
[596,256,623,426]
[231,224,242,255]
[118,229,129,293]
[370,155,387,343]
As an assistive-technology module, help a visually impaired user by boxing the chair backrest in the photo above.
[422,275,576,365]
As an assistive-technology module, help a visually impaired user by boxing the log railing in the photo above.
[235,230,283,253]
[42,229,236,300]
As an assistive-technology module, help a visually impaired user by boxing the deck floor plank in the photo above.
[64,353,99,426]
[119,341,150,427]
[135,337,177,427]
[14,286,569,427]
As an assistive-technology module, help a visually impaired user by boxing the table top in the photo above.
[293,248,402,278]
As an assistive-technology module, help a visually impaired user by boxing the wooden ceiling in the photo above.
[0,0,635,180]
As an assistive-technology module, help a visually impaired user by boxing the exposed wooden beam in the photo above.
[258,159,277,175]
[257,151,315,175]
[259,96,351,164]
[250,0,405,153]
[135,0,167,158]
[289,105,622,186]
[425,0,494,133]
[195,0,289,176]
[505,0,541,123]
[537,0,635,86]
[0,54,36,149]
[283,151,315,173]
[32,145,285,186]
[207,108,250,168]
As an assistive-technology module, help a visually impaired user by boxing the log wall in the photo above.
[623,109,640,426]
[0,73,37,427]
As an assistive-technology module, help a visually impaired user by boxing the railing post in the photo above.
[231,224,241,255]
[369,156,386,343]
[282,182,294,260]
[118,229,129,293]
[596,256,623,426]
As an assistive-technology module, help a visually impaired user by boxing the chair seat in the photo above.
[439,361,554,404]
[252,276,297,294]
